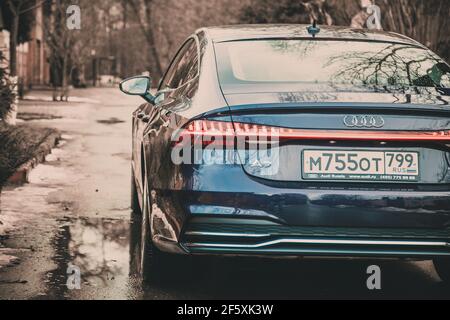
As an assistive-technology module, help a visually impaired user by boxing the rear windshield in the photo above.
[215,40,450,90]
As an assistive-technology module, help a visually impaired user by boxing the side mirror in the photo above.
[119,76,155,103]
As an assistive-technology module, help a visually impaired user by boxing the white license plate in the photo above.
[302,150,420,182]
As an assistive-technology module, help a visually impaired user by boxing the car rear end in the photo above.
[177,36,450,258]
[179,110,450,258]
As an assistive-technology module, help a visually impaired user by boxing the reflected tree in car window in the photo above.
[216,40,450,91]
[269,40,319,60]
[169,40,199,88]
[326,43,450,89]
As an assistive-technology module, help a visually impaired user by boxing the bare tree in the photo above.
[44,0,77,101]
[128,0,162,78]
[69,0,104,86]
[377,0,449,62]
[240,0,450,62]
[240,0,335,26]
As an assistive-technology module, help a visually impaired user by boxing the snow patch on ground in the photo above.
[0,143,72,240]
[0,249,20,270]
[45,148,66,162]
[28,164,71,185]
[0,213,18,236]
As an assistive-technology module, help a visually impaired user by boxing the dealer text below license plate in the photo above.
[302,150,420,182]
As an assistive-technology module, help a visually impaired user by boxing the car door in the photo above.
[133,101,156,192]
[132,104,145,185]
[133,38,198,193]
[142,37,200,188]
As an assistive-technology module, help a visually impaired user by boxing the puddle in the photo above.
[112,153,132,161]
[41,214,203,300]
[44,217,132,298]
[18,113,63,121]
[0,248,20,270]
[97,118,125,125]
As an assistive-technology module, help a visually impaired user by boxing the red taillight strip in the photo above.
[257,129,450,141]
[183,120,450,142]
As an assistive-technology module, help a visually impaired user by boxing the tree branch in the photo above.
[19,0,49,15]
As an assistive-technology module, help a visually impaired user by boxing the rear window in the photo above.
[215,40,450,89]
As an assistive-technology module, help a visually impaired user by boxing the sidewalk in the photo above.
[22,88,101,104]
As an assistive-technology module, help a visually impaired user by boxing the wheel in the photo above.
[138,177,173,283]
[130,173,202,284]
[131,167,140,214]
[129,174,171,283]
[433,257,450,283]
[129,167,142,276]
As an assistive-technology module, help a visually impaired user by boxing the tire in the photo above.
[129,167,143,277]
[130,172,200,284]
[139,177,173,284]
[433,258,450,284]
[131,167,140,214]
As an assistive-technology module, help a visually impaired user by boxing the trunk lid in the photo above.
[223,90,450,186]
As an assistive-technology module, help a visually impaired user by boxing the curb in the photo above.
[6,131,62,185]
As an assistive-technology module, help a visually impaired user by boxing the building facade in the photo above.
[0,3,50,89]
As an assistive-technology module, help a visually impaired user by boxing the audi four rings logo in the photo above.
[343,115,385,128]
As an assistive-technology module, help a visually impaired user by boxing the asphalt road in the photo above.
[0,87,449,300]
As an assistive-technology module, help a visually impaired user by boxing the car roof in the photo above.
[198,24,424,47]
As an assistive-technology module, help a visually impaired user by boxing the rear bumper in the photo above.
[149,165,450,258]
[177,218,450,258]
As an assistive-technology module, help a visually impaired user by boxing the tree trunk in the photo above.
[9,13,19,77]
[143,0,162,77]
[79,64,86,86]
[4,76,18,125]
[145,29,162,79]
[5,10,19,125]
[130,0,163,79]
[61,54,69,101]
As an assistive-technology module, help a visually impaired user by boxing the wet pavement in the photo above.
[0,87,449,300]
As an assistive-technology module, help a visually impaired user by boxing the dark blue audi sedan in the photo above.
[120,25,450,283]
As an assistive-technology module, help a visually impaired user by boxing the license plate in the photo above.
[302,150,420,182]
